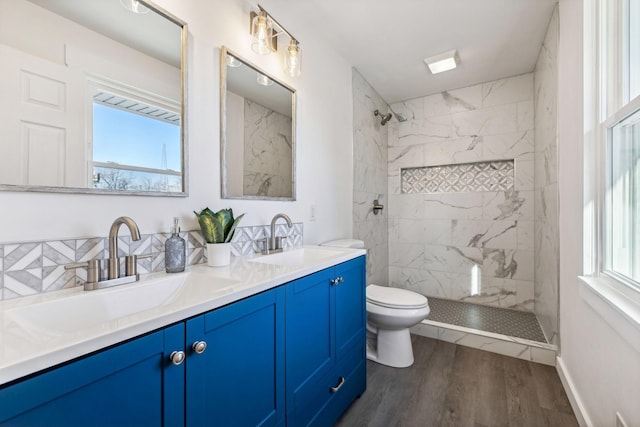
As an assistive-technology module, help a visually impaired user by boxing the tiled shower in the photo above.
[352,7,559,352]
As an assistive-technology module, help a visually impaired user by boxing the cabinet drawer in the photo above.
[289,337,365,427]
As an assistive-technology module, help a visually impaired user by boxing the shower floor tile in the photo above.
[426,297,547,343]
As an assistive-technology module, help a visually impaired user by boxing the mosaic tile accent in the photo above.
[0,223,303,301]
[401,160,514,194]
[426,296,546,342]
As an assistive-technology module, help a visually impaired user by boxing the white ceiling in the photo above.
[262,0,558,103]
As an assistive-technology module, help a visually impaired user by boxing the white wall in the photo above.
[0,0,354,244]
[557,0,640,426]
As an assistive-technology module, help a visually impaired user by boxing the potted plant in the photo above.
[194,207,244,267]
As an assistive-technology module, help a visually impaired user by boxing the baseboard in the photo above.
[555,356,592,427]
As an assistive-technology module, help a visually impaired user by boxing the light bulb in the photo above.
[251,11,273,55]
[256,73,273,86]
[283,40,301,77]
[120,0,150,14]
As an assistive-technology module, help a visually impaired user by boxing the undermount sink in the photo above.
[7,274,192,336]
[249,247,344,268]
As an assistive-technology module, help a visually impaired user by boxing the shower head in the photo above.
[374,110,393,126]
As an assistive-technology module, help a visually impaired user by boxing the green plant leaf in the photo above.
[224,213,245,243]
[195,208,224,243]
[215,208,233,240]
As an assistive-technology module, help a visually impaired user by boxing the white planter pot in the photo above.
[207,243,231,267]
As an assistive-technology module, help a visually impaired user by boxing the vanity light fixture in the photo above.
[256,73,274,86]
[424,49,459,74]
[250,5,302,77]
[120,0,150,14]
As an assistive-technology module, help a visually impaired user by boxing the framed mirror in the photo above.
[0,0,188,196]
[220,46,296,200]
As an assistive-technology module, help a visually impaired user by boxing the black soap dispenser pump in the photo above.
[165,217,185,273]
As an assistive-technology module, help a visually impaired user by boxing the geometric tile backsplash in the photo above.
[0,222,303,301]
[401,160,514,194]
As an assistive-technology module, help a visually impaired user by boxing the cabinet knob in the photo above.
[169,350,186,365]
[330,276,344,286]
[329,376,345,393]
[192,341,207,354]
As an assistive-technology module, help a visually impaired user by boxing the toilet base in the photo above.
[366,327,414,368]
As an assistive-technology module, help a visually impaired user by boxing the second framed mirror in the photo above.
[220,46,296,200]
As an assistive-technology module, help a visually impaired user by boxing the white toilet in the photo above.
[320,239,430,368]
[365,284,429,368]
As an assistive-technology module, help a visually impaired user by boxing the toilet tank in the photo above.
[320,239,365,249]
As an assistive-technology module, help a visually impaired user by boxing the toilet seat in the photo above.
[366,284,428,310]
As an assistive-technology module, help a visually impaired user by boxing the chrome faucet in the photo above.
[270,213,293,251]
[65,216,149,291]
[108,216,141,280]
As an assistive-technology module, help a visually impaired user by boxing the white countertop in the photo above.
[0,246,365,385]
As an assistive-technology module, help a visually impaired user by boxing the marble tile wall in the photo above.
[243,99,293,198]
[352,69,389,286]
[533,6,559,345]
[388,73,536,311]
[0,223,303,301]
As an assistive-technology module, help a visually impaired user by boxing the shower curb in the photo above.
[411,319,558,366]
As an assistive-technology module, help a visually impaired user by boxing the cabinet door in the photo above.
[0,324,185,427]
[285,267,335,426]
[186,287,285,427]
[334,256,366,360]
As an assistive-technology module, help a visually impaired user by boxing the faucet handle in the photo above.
[65,259,102,287]
[274,236,284,250]
[125,254,153,277]
[255,237,270,255]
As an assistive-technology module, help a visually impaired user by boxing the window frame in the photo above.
[587,0,640,293]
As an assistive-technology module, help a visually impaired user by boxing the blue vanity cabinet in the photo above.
[0,323,185,427]
[285,256,366,427]
[185,286,286,427]
[0,256,364,427]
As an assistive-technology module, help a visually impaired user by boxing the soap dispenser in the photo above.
[165,217,186,273]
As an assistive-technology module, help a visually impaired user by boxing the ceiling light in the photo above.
[120,0,150,14]
[284,40,301,77]
[424,50,458,74]
[226,55,242,68]
[256,73,274,86]
[251,10,275,55]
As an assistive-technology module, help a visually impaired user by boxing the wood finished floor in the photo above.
[335,335,578,427]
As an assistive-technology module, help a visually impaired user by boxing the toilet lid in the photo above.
[366,284,428,309]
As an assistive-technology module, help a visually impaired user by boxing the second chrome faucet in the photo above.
[257,213,293,255]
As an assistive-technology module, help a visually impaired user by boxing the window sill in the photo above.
[578,275,640,352]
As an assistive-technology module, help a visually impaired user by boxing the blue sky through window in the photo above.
[93,103,181,171]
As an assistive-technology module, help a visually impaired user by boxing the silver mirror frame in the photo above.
[220,46,296,201]
[0,0,189,197]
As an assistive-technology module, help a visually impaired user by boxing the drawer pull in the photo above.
[169,351,186,366]
[192,341,207,354]
[329,376,345,393]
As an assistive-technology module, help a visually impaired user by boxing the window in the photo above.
[587,0,640,291]
[626,0,640,101]
[88,77,182,193]
[605,108,640,287]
